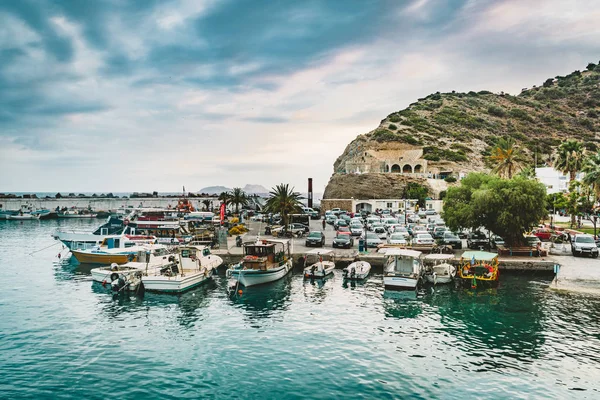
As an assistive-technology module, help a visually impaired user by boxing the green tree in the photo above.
[517,166,536,179]
[554,139,585,226]
[202,199,211,211]
[402,182,429,207]
[230,187,248,215]
[264,184,303,233]
[443,173,547,246]
[218,191,232,205]
[582,151,600,200]
[489,137,523,179]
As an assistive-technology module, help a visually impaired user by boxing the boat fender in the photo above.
[110,272,120,282]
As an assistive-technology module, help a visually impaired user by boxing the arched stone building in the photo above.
[344,148,428,176]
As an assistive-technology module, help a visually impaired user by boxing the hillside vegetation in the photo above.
[327,63,600,199]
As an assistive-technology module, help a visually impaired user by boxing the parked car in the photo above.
[388,233,407,245]
[433,227,447,239]
[490,235,505,249]
[290,223,310,233]
[392,226,411,238]
[524,235,541,247]
[333,233,354,249]
[425,209,437,216]
[373,226,387,240]
[437,231,462,249]
[414,233,435,245]
[305,231,325,247]
[349,223,364,237]
[337,226,351,235]
[411,226,428,238]
[272,224,306,236]
[326,215,337,225]
[334,219,348,230]
[467,231,489,249]
[364,232,382,248]
[571,234,599,258]
[533,228,555,241]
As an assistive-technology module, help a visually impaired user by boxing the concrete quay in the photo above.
[0,197,220,211]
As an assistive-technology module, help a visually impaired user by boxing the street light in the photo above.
[404,200,408,227]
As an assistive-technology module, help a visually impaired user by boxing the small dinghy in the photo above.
[423,254,456,284]
[342,260,371,280]
[303,249,335,279]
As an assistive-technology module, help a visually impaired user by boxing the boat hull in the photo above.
[425,275,453,284]
[230,261,293,287]
[72,250,134,265]
[142,271,212,293]
[384,275,419,290]
[8,215,39,220]
[342,261,371,280]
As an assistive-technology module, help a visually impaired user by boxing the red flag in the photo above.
[220,203,225,224]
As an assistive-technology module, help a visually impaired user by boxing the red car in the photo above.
[337,226,351,235]
[533,228,554,241]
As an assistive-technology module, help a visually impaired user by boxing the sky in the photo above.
[1,0,600,195]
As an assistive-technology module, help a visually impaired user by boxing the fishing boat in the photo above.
[71,235,158,265]
[382,248,423,290]
[58,209,97,218]
[52,216,127,250]
[8,211,40,220]
[342,260,371,280]
[423,254,456,284]
[457,251,499,288]
[91,247,177,291]
[226,239,292,287]
[303,249,336,279]
[141,246,223,293]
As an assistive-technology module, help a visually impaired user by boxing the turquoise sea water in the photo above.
[1,219,599,399]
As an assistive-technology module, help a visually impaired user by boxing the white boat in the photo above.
[226,239,292,287]
[342,260,371,280]
[382,248,423,290]
[142,246,223,293]
[53,216,127,250]
[91,246,177,290]
[58,209,97,218]
[8,212,40,220]
[303,249,336,279]
[423,254,456,284]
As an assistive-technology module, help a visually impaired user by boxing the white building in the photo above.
[535,167,583,194]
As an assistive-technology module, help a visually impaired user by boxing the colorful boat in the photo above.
[71,235,158,265]
[226,239,292,287]
[457,251,499,288]
[52,216,127,249]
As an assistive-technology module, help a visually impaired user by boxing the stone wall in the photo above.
[319,199,353,215]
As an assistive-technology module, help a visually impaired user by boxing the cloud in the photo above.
[0,0,599,193]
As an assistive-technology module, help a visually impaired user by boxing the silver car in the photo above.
[414,233,434,245]
[364,232,382,248]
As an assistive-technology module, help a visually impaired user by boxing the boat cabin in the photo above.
[384,249,422,278]
[242,240,288,271]
[100,235,157,249]
[303,249,335,267]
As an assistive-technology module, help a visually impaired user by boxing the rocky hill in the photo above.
[325,62,600,199]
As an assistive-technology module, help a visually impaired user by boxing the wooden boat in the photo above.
[58,209,97,218]
[423,254,456,284]
[382,248,423,290]
[303,249,336,279]
[457,251,499,288]
[141,246,223,293]
[226,239,292,287]
[342,260,371,280]
[71,235,158,265]
[8,212,40,220]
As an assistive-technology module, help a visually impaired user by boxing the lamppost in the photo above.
[594,214,598,239]
[404,200,408,227]
[551,193,556,229]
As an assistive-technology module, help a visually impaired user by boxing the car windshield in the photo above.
[472,232,486,238]
[417,234,432,239]
[308,232,321,238]
[390,234,404,240]
[366,233,378,239]
[576,236,594,243]
[335,234,349,240]
[444,233,458,239]
[338,227,350,232]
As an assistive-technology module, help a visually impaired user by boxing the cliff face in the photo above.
[325,64,600,199]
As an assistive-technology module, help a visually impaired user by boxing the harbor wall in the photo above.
[0,198,221,211]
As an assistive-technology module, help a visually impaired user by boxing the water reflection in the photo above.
[302,271,337,304]
[382,289,424,319]
[229,272,292,323]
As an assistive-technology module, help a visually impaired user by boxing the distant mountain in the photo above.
[197,186,232,195]
[243,184,269,194]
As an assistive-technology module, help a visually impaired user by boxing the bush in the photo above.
[389,114,400,123]
[388,124,397,130]
[372,129,398,142]
[587,63,597,71]
[487,105,506,117]
[588,110,598,119]
[444,176,457,183]
[580,118,595,130]
[543,78,554,88]
[508,108,532,121]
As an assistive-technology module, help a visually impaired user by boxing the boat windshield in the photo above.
[387,256,418,274]
[245,245,274,256]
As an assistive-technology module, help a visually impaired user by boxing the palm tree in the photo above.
[202,199,211,211]
[583,151,600,200]
[554,139,585,226]
[230,188,248,215]
[264,184,303,233]
[489,137,523,179]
